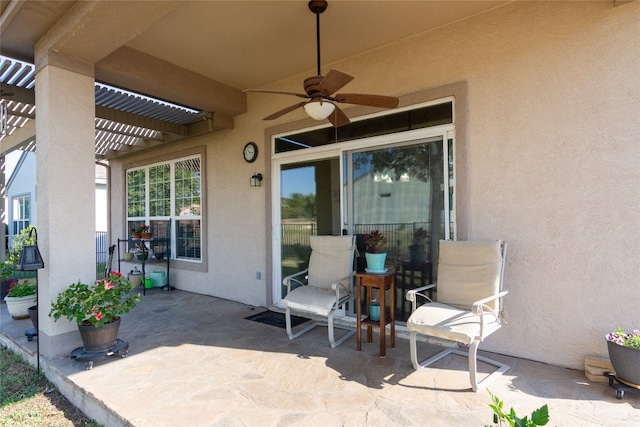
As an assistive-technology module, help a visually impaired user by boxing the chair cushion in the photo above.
[437,240,503,311]
[308,236,355,291]
[284,285,349,316]
[406,302,500,345]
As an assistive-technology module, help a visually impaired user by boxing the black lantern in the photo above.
[16,227,44,271]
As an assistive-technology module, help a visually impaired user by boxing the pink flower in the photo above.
[94,311,103,321]
[103,280,115,290]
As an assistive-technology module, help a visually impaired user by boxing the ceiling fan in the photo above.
[244,0,399,127]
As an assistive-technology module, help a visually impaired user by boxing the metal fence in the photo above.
[96,231,108,279]
[353,222,431,263]
[280,222,434,264]
[281,223,317,259]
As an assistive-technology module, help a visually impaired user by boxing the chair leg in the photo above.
[410,331,420,369]
[466,340,510,392]
[327,310,356,348]
[285,306,318,340]
[410,335,510,392]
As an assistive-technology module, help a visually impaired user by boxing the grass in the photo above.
[0,346,101,426]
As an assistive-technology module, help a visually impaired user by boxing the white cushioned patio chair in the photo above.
[406,240,509,391]
[283,235,356,348]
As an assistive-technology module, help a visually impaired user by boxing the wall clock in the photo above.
[243,142,258,163]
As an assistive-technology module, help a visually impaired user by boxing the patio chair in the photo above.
[283,235,356,348]
[405,240,509,391]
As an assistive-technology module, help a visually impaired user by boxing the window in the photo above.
[126,155,202,262]
[12,195,30,235]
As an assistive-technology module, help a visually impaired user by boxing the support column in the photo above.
[35,63,96,359]
[0,155,6,262]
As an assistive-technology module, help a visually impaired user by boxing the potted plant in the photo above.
[0,261,16,299]
[369,298,381,321]
[364,230,387,272]
[605,327,640,386]
[4,279,36,319]
[134,243,149,261]
[49,272,140,352]
[130,226,140,239]
[139,225,152,240]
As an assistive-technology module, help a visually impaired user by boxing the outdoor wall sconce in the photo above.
[250,173,263,187]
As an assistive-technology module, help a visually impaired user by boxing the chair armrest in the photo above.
[472,290,508,339]
[282,268,309,293]
[471,290,508,315]
[406,283,436,311]
[331,272,356,294]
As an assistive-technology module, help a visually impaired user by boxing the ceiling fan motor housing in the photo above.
[303,75,324,97]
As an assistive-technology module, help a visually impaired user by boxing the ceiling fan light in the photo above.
[304,101,335,120]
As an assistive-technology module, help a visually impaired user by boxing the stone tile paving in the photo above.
[1,291,639,426]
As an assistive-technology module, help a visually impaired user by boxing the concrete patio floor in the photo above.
[1,289,639,427]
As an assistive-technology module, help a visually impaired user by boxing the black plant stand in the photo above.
[25,327,38,341]
[605,372,640,399]
[70,339,129,370]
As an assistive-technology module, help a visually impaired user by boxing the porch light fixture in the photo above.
[304,100,335,120]
[250,173,263,187]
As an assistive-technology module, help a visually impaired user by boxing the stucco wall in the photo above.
[110,1,639,369]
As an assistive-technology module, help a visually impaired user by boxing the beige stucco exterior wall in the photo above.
[109,1,639,369]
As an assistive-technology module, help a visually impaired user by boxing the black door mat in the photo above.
[244,310,310,329]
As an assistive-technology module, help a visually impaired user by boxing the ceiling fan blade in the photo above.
[317,69,355,95]
[263,103,306,120]
[244,89,309,98]
[334,93,399,109]
[327,104,351,128]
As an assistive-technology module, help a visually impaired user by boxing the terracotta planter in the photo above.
[607,340,640,386]
[4,294,37,319]
[132,232,142,239]
[78,317,121,352]
[141,232,153,240]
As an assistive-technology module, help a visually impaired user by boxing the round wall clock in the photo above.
[243,142,258,163]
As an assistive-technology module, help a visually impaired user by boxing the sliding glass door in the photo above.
[271,100,456,311]
[277,157,342,301]
[346,137,452,319]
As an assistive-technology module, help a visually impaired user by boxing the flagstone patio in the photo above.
[1,290,638,426]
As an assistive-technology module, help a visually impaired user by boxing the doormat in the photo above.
[244,310,310,329]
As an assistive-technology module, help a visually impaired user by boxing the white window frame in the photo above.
[126,154,203,264]
[11,194,30,236]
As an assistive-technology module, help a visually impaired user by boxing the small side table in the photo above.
[355,271,395,357]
